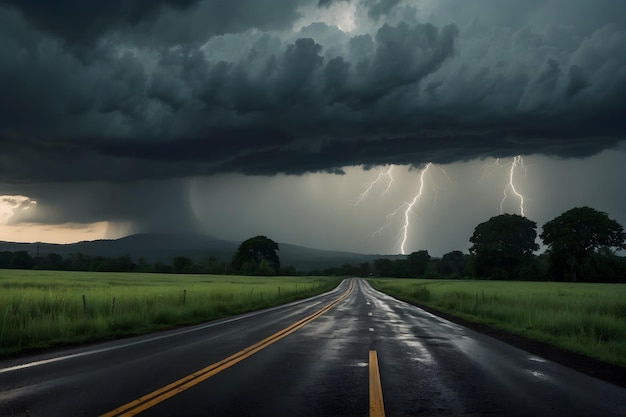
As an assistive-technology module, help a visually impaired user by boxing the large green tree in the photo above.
[469,214,539,279]
[540,207,626,281]
[231,236,280,275]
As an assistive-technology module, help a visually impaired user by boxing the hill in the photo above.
[0,233,403,271]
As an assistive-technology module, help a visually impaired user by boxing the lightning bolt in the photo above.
[351,166,394,206]
[481,158,505,179]
[380,166,394,197]
[499,155,526,216]
[355,156,530,255]
[399,163,432,255]
[370,205,405,241]
[365,163,448,254]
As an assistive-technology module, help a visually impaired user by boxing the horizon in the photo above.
[0,230,409,257]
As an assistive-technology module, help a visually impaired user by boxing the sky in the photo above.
[0,0,625,256]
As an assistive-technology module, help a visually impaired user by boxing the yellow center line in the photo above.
[101,279,354,417]
[369,350,386,417]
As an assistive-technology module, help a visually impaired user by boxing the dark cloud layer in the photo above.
[1,0,625,186]
[0,0,312,47]
[0,0,198,44]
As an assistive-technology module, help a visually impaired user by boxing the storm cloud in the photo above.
[0,0,625,252]
[0,0,624,185]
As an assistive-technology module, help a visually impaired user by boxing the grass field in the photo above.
[368,278,626,367]
[0,270,340,356]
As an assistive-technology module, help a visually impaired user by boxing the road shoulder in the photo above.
[408,301,626,389]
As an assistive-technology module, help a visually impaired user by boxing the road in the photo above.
[1,278,624,416]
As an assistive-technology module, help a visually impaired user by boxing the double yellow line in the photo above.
[101,280,354,417]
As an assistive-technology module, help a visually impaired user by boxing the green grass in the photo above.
[0,270,340,356]
[368,278,626,368]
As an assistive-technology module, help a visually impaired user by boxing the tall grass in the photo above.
[368,279,626,367]
[0,270,340,356]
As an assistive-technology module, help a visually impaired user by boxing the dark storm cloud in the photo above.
[565,65,590,98]
[1,0,625,186]
[368,0,401,20]
[318,0,335,6]
[535,58,561,92]
[0,0,314,48]
[0,0,198,44]
[220,132,623,176]
[126,0,311,47]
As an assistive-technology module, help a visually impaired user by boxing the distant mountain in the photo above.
[0,233,403,271]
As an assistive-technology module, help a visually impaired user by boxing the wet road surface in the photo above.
[1,278,624,416]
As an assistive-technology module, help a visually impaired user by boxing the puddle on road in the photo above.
[350,361,369,368]
[529,370,549,381]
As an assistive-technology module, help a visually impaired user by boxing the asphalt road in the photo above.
[1,278,624,416]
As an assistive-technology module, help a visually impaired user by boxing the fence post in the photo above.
[82,295,86,314]
[183,289,187,306]
[111,297,116,315]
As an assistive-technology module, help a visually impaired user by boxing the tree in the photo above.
[589,247,626,283]
[407,250,430,277]
[437,250,467,278]
[41,253,64,270]
[172,256,194,274]
[65,253,91,271]
[373,258,393,277]
[136,258,151,273]
[203,256,225,275]
[9,251,34,269]
[392,259,411,277]
[540,207,626,281]
[0,251,12,268]
[117,255,136,272]
[469,214,539,279]
[231,236,280,275]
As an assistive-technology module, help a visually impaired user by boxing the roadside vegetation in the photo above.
[368,278,626,367]
[0,270,340,356]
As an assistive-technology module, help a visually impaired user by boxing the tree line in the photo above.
[224,207,626,282]
[1,206,624,282]
[0,251,225,274]
[363,206,625,282]
[0,235,297,276]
